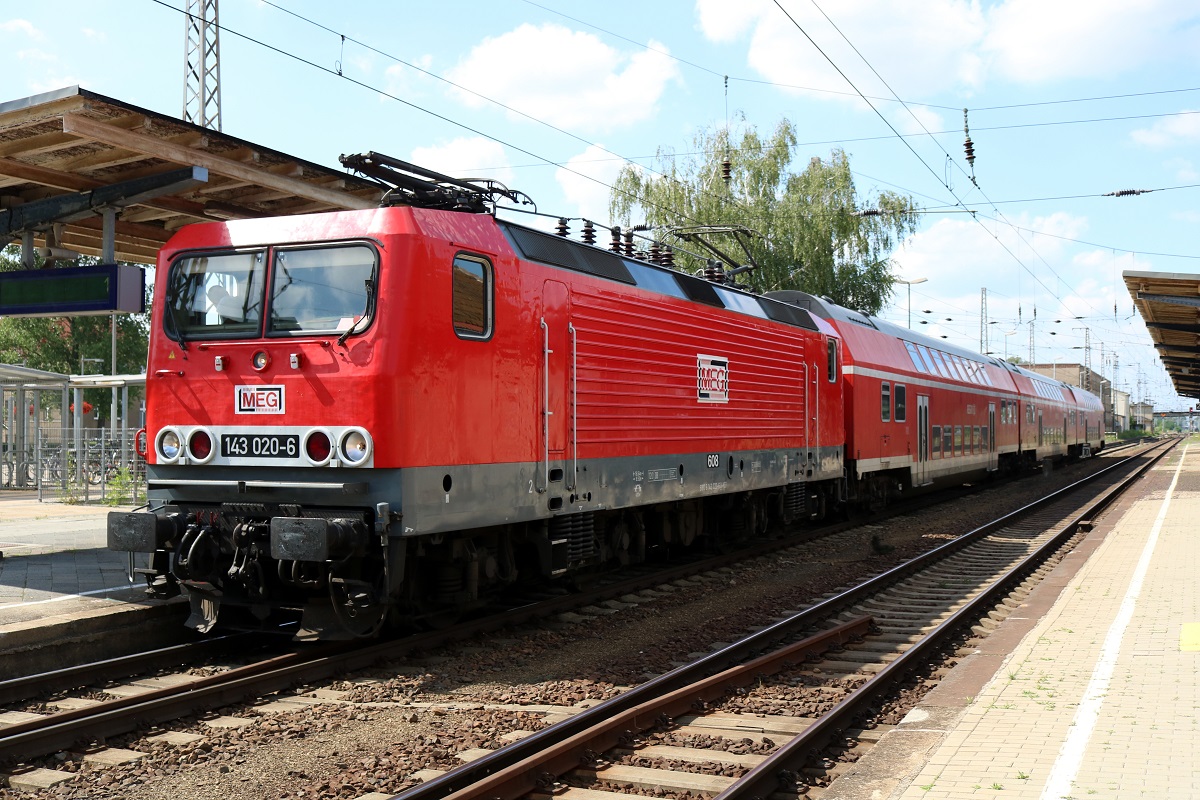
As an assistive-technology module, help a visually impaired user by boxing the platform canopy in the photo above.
[1124,269,1200,400]
[0,86,385,265]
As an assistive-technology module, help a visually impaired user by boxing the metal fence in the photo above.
[0,427,146,505]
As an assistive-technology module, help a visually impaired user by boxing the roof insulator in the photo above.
[963,108,978,188]
[555,217,569,237]
[610,225,622,253]
[581,219,596,245]
[623,228,635,258]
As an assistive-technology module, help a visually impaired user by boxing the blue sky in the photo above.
[3,0,1199,409]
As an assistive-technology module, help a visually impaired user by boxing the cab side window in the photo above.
[452,255,493,339]
[881,382,891,422]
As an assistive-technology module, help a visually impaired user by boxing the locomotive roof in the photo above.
[497,219,827,335]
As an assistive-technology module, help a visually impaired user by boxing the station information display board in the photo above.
[0,263,145,317]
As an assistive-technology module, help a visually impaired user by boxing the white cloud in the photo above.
[555,145,626,224]
[695,0,986,100]
[408,137,513,187]
[1165,158,1199,182]
[696,0,1200,99]
[0,20,44,40]
[445,23,681,133]
[1130,112,1200,148]
[384,54,435,100]
[984,0,1200,83]
[17,48,55,63]
[891,105,945,137]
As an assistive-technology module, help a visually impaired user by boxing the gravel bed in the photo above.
[0,460,1113,800]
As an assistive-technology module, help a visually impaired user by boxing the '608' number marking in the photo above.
[220,434,298,459]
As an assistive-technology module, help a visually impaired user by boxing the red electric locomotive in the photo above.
[109,155,1103,638]
[108,156,846,638]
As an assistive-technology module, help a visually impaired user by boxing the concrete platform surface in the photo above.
[0,491,185,673]
[828,440,1200,800]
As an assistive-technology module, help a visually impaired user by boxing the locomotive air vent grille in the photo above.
[674,271,725,308]
[506,225,635,285]
[758,297,818,330]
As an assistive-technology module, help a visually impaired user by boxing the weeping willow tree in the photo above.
[609,119,920,315]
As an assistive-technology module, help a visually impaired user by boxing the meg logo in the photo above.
[696,355,729,403]
[235,385,285,414]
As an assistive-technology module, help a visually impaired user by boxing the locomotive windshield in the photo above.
[164,244,377,340]
[269,245,375,334]
[165,250,266,338]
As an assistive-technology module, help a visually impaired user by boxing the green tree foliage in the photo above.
[0,244,150,413]
[609,119,921,315]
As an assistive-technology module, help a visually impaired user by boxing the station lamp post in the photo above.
[895,277,928,329]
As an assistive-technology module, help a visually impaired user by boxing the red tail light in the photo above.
[306,431,332,463]
[189,430,213,460]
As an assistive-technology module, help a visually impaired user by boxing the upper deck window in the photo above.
[165,250,266,339]
[269,245,376,335]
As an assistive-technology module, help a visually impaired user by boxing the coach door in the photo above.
[987,403,997,471]
[916,395,930,485]
[540,280,574,492]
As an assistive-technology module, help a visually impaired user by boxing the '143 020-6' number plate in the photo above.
[220,434,298,458]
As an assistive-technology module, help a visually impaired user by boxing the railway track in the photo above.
[0,441,1164,788]
[375,438,1174,800]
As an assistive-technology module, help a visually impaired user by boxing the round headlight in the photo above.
[251,350,271,371]
[340,429,371,465]
[158,429,182,462]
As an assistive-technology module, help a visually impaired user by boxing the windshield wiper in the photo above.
[337,278,374,347]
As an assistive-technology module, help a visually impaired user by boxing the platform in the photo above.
[830,440,1200,799]
[0,492,186,676]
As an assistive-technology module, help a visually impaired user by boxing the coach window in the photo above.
[452,255,493,339]
[881,382,891,422]
[894,384,907,422]
[973,425,981,453]
[943,426,954,455]
[827,339,838,382]
[932,426,942,457]
[954,426,963,455]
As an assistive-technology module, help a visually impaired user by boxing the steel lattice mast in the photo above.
[183,0,221,131]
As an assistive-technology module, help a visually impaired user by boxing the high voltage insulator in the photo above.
[852,209,883,217]
[581,220,596,245]
[721,156,732,183]
[555,218,569,237]
[610,225,622,253]
[1103,189,1153,197]
[963,108,977,187]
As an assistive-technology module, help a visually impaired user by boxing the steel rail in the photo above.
[0,443,1158,768]
[0,632,264,706]
[716,437,1175,799]
[0,503,904,765]
[387,439,1172,800]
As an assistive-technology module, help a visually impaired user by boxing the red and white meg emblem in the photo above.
[235,384,286,414]
[696,354,729,403]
